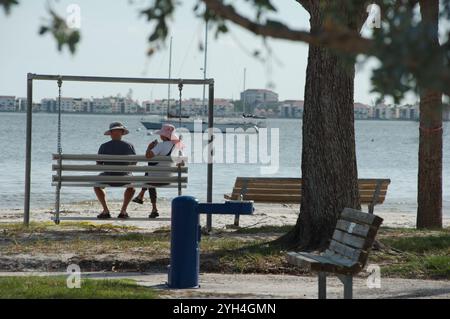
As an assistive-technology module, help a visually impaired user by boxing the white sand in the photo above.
[1,198,449,229]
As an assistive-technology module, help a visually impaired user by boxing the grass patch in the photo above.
[370,229,450,279]
[382,234,450,253]
[0,276,158,299]
[378,255,450,279]
[1,233,171,255]
[234,225,294,234]
[1,222,449,279]
[0,221,140,234]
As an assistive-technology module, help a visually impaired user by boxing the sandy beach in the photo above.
[1,198,449,229]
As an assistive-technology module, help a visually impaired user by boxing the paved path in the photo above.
[1,272,449,299]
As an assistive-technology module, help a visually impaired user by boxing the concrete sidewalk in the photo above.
[1,272,449,299]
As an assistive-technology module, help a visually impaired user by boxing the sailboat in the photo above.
[141,27,266,133]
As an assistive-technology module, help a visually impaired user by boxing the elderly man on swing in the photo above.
[95,122,136,219]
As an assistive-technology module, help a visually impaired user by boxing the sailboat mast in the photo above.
[202,20,208,117]
[167,36,173,117]
[243,68,247,115]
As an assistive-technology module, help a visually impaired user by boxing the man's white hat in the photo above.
[104,122,129,135]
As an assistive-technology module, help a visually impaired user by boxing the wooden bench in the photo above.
[51,153,187,223]
[224,177,390,226]
[287,208,383,299]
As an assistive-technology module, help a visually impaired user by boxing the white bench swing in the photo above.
[51,78,187,224]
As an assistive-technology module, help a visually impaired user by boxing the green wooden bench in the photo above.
[287,208,383,299]
[224,177,390,226]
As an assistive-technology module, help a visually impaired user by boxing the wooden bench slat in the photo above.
[53,164,187,173]
[225,195,386,204]
[287,252,354,268]
[235,178,390,184]
[230,188,386,196]
[235,195,301,202]
[53,175,188,183]
[329,240,363,262]
[233,188,298,195]
[226,194,386,204]
[233,185,387,192]
[335,220,373,238]
[286,252,318,267]
[322,250,360,267]
[340,208,384,227]
[287,252,359,275]
[332,229,367,249]
[52,183,187,188]
[235,183,301,189]
[236,177,301,182]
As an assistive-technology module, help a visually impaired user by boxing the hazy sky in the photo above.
[0,0,390,104]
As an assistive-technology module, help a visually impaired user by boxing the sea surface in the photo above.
[1,112,450,216]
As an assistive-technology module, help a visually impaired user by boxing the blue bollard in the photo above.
[168,196,254,289]
[168,196,200,289]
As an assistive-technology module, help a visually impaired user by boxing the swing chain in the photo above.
[55,76,63,225]
[57,77,63,155]
[178,81,183,128]
[177,81,183,196]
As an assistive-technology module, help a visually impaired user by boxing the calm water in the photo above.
[1,112,450,216]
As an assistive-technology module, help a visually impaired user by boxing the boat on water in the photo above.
[142,28,267,133]
[141,115,266,133]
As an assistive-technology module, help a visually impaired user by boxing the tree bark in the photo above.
[417,0,443,229]
[279,2,362,250]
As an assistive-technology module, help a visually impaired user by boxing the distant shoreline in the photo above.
[0,111,424,122]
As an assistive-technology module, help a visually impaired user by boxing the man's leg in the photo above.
[120,188,136,214]
[94,187,110,213]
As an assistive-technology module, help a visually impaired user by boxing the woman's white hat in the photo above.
[154,123,179,141]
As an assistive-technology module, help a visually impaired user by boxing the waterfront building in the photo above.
[354,102,370,119]
[15,97,27,112]
[40,98,56,112]
[92,97,113,113]
[397,104,419,120]
[240,89,278,113]
[0,95,16,111]
[279,100,304,118]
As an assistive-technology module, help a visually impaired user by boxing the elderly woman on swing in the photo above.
[132,124,183,218]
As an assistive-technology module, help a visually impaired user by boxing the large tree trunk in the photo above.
[280,2,362,250]
[417,0,443,229]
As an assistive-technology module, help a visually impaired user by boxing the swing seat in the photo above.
[52,153,188,223]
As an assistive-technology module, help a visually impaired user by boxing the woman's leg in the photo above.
[148,188,158,212]
[132,188,147,204]
[137,188,146,199]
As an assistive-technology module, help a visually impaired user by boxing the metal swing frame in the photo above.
[24,73,215,229]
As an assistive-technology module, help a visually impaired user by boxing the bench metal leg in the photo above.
[234,214,240,227]
[368,204,374,215]
[342,275,353,299]
[318,272,327,299]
